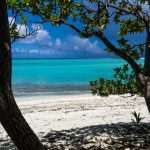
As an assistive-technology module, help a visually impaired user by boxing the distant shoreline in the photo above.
[12,57,118,60]
[12,57,144,60]
[13,83,91,98]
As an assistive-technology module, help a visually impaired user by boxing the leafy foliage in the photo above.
[90,64,142,96]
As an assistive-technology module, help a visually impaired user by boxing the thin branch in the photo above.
[63,22,81,33]
[108,3,149,33]
[11,27,40,44]
[130,42,147,50]
[9,12,19,27]
[109,4,145,20]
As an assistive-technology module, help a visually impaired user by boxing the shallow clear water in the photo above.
[12,58,143,96]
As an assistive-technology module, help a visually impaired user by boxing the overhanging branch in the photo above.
[62,20,142,77]
[95,31,142,74]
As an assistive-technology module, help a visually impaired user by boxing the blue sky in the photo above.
[9,11,146,59]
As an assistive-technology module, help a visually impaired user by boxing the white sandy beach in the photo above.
[0,93,150,141]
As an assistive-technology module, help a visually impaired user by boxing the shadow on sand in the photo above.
[0,122,150,150]
[43,122,150,149]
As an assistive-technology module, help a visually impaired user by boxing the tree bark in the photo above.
[143,35,150,113]
[144,77,150,113]
[144,35,150,76]
[0,0,46,150]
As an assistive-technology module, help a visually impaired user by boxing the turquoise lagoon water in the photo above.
[12,58,143,96]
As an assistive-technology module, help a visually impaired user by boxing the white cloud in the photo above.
[32,24,41,30]
[13,34,103,57]
[28,49,39,54]
[69,36,101,54]
[17,24,28,35]
[13,48,28,53]
[55,38,62,46]
[12,21,103,57]
[19,28,52,47]
[9,17,29,35]
[8,17,15,26]
[8,17,51,47]
[74,46,79,50]
[9,16,102,55]
[13,48,56,55]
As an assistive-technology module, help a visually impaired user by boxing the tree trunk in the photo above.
[143,32,150,113]
[0,85,47,150]
[144,77,150,113]
[144,34,150,76]
[0,0,46,150]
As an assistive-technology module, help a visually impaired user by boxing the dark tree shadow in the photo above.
[1,122,150,150]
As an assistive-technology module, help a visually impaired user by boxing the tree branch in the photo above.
[95,31,146,87]
[109,3,149,21]
[51,18,143,79]
[10,27,40,44]
[130,42,146,50]
[63,22,81,33]
[61,20,143,77]
[95,32,142,73]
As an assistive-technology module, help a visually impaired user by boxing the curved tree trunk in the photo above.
[143,31,150,113]
[0,0,46,150]
[144,77,150,113]
[0,85,46,150]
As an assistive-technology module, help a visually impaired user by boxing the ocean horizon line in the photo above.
[12,57,118,60]
[12,57,145,60]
